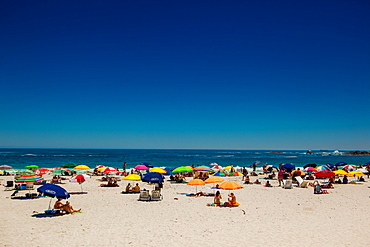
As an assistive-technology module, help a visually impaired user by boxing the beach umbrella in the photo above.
[316,165,330,171]
[304,167,317,173]
[343,165,356,170]
[62,162,77,168]
[364,162,370,166]
[356,168,369,174]
[54,167,69,170]
[281,164,295,172]
[204,176,224,184]
[25,165,38,169]
[326,163,336,169]
[193,166,213,172]
[213,171,227,177]
[187,179,205,193]
[37,183,70,209]
[303,163,317,168]
[314,170,335,178]
[219,181,242,190]
[70,174,90,192]
[223,166,233,170]
[16,169,35,176]
[141,172,164,183]
[15,174,44,184]
[0,165,13,170]
[334,170,348,175]
[149,167,167,173]
[172,166,193,173]
[346,171,365,177]
[97,166,108,171]
[35,168,53,176]
[123,174,141,181]
[141,162,153,168]
[74,165,90,170]
[229,172,243,176]
[335,162,347,167]
[100,167,119,174]
[134,164,149,170]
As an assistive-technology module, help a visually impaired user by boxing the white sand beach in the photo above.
[1,174,369,247]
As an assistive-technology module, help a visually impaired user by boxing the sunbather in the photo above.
[62,201,81,214]
[224,193,237,206]
[264,181,272,187]
[132,183,140,193]
[126,183,132,193]
[214,191,222,204]
[54,198,64,209]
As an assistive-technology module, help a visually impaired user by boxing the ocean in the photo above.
[0,149,369,170]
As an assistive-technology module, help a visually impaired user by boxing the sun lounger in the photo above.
[26,183,34,190]
[151,190,162,201]
[282,180,293,189]
[138,190,151,201]
[295,177,308,188]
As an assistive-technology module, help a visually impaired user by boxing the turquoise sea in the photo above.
[0,149,369,170]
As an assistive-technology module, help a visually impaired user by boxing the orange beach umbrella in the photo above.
[219,181,242,190]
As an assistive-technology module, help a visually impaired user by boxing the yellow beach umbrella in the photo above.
[346,171,365,177]
[97,166,108,171]
[224,166,233,170]
[74,165,90,170]
[149,167,167,173]
[334,170,348,175]
[123,174,141,181]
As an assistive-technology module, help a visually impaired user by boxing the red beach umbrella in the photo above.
[35,168,53,175]
[314,170,335,178]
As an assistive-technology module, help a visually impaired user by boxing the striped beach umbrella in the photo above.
[15,174,44,183]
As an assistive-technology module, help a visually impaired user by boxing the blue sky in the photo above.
[1,0,369,150]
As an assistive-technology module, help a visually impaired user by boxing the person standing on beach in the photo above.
[122,162,127,175]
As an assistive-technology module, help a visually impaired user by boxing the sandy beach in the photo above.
[1,174,369,247]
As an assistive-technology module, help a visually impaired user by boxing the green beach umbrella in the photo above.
[62,162,77,168]
[172,166,193,173]
[25,165,38,169]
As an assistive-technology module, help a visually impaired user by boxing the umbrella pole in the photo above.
[80,183,83,192]
[48,198,52,210]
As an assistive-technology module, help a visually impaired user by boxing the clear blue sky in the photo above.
[1,0,369,150]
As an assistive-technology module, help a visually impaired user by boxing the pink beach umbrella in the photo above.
[134,164,148,170]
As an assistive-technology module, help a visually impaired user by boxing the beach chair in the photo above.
[282,180,293,189]
[6,181,14,187]
[151,190,162,201]
[26,183,34,190]
[300,181,309,188]
[138,190,151,201]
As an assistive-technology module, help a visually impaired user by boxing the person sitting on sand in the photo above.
[251,171,258,176]
[264,181,272,187]
[62,201,81,214]
[224,193,237,206]
[132,183,140,193]
[322,182,334,189]
[126,183,132,193]
[313,181,322,194]
[343,175,348,184]
[214,191,222,204]
[54,198,64,209]
[244,176,250,184]
[253,179,261,184]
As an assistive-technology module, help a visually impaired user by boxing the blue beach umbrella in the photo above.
[141,172,164,183]
[37,183,70,210]
[37,184,70,199]
[335,162,347,167]
[281,163,295,172]
[303,163,317,169]
[141,163,153,168]
[326,163,336,169]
